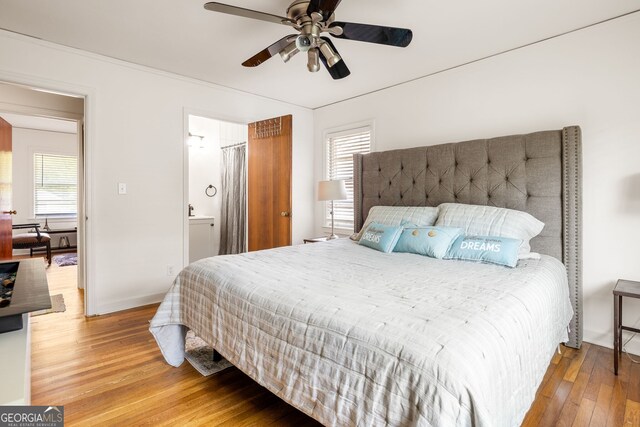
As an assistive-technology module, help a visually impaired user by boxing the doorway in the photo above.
[183,113,294,263]
[186,114,248,263]
[0,81,86,314]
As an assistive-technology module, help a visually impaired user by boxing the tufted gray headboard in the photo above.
[353,126,582,348]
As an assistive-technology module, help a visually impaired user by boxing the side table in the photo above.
[613,279,640,375]
[303,237,329,244]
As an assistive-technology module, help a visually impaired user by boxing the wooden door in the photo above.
[0,117,13,260]
[248,115,292,251]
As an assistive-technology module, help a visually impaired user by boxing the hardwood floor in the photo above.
[31,261,640,426]
[521,341,640,427]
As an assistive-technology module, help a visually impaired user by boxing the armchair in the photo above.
[12,223,51,266]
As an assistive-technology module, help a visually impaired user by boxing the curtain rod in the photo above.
[220,141,246,149]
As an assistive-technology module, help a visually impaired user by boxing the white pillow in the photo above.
[435,203,544,258]
[354,206,439,241]
[519,252,542,260]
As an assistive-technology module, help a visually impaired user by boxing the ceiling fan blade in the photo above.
[318,37,350,80]
[329,21,413,47]
[242,35,297,67]
[204,2,295,26]
[307,0,343,21]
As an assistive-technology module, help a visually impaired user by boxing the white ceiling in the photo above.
[0,112,77,134]
[0,1,637,109]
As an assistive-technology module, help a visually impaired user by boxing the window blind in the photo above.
[34,153,78,217]
[325,126,371,229]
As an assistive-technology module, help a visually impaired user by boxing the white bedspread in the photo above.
[150,238,572,427]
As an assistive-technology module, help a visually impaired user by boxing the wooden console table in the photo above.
[0,258,51,405]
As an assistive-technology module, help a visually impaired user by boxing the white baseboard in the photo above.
[583,328,640,356]
[96,293,165,315]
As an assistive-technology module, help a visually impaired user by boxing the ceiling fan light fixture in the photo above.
[307,48,320,72]
[279,41,299,63]
[205,1,412,79]
[295,35,313,53]
[318,41,341,67]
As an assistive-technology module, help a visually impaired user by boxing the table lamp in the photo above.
[317,180,347,239]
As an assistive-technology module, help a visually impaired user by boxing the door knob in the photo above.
[280,211,290,217]
[2,210,16,215]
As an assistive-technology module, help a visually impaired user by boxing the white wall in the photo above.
[0,81,83,119]
[0,30,315,315]
[314,13,640,354]
[10,127,78,227]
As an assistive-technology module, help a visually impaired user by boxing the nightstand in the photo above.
[303,237,329,244]
[613,279,640,375]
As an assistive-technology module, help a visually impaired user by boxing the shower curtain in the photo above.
[219,145,247,255]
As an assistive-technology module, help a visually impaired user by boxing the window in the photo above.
[34,153,77,217]
[324,125,372,230]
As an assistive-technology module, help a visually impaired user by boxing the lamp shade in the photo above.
[317,180,347,201]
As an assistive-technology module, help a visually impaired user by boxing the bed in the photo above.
[151,126,582,426]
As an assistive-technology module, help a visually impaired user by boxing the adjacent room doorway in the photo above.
[0,81,87,314]
[183,112,292,263]
[185,114,248,263]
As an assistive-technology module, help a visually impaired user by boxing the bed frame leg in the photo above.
[212,349,222,362]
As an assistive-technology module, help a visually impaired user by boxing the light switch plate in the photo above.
[118,183,127,195]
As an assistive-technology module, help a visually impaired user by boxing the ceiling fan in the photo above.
[204,0,413,79]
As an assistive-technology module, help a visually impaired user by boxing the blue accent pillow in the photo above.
[445,235,522,268]
[358,222,403,253]
[393,226,462,259]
